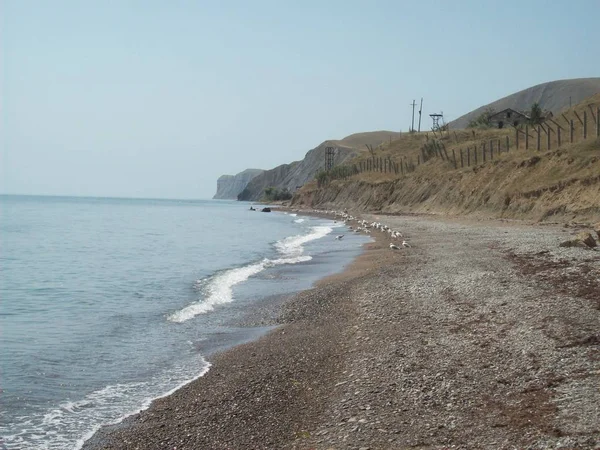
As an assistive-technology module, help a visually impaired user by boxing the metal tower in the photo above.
[325,146,335,171]
[430,113,444,131]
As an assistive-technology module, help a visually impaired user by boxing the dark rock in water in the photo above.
[261,207,271,213]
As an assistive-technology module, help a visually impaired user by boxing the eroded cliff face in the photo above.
[215,131,400,202]
[291,139,600,224]
[213,169,264,199]
[237,143,359,201]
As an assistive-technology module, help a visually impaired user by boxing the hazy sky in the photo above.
[1,1,599,199]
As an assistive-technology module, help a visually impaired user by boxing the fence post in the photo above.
[474,145,478,164]
[525,125,529,150]
[537,126,541,150]
[400,159,404,175]
[506,135,510,152]
[452,149,457,168]
[460,149,464,167]
[490,143,494,160]
[557,127,561,147]
[482,143,486,162]
[597,107,600,137]
[547,126,551,150]
[583,111,587,139]
[570,120,574,143]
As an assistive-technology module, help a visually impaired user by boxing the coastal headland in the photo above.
[84,210,600,449]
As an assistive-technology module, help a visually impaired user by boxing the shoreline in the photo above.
[81,210,372,449]
[84,210,600,449]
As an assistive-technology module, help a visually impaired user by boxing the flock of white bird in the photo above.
[297,209,412,251]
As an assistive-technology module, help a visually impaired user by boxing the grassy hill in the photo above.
[449,78,600,129]
[293,94,600,223]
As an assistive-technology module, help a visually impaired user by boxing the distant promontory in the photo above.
[213,169,264,200]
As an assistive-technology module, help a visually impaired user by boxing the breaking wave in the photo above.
[167,226,332,323]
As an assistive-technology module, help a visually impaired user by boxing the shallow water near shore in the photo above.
[0,195,368,449]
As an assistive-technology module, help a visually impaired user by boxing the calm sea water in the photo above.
[0,195,369,449]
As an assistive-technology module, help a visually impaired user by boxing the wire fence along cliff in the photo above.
[317,104,599,185]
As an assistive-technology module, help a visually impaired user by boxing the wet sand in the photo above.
[83,213,600,449]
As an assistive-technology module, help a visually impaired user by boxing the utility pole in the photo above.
[410,100,416,132]
[418,97,423,132]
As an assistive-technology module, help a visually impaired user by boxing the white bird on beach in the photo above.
[389,243,400,250]
[335,235,344,240]
[402,240,411,248]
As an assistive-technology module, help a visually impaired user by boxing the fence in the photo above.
[317,155,417,186]
[318,104,598,185]
[515,105,599,151]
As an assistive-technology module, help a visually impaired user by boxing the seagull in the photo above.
[389,243,400,250]
[335,235,344,240]
[402,240,411,248]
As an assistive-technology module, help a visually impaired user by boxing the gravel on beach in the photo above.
[84,214,600,449]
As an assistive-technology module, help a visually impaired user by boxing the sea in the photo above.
[0,195,369,449]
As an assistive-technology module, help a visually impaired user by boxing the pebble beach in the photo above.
[84,212,600,449]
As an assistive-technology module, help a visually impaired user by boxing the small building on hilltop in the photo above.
[488,108,530,128]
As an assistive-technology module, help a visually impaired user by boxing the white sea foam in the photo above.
[168,225,333,323]
[2,357,211,450]
[293,218,305,223]
[168,261,266,322]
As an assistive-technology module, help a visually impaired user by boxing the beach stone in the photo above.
[576,231,597,247]
[559,232,597,248]
[594,223,600,240]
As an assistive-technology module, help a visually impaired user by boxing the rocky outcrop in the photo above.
[213,169,264,200]
[237,131,401,201]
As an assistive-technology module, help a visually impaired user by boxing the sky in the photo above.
[1,0,599,199]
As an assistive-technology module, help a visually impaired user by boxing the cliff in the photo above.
[450,78,600,129]
[213,169,264,200]
[237,131,401,201]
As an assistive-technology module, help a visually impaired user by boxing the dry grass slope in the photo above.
[450,78,600,129]
[294,94,600,223]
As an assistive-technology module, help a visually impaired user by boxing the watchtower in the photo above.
[325,146,336,171]
[430,113,444,131]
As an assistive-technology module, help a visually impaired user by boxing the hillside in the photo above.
[235,131,400,201]
[450,78,600,129]
[213,169,264,199]
[293,94,600,223]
